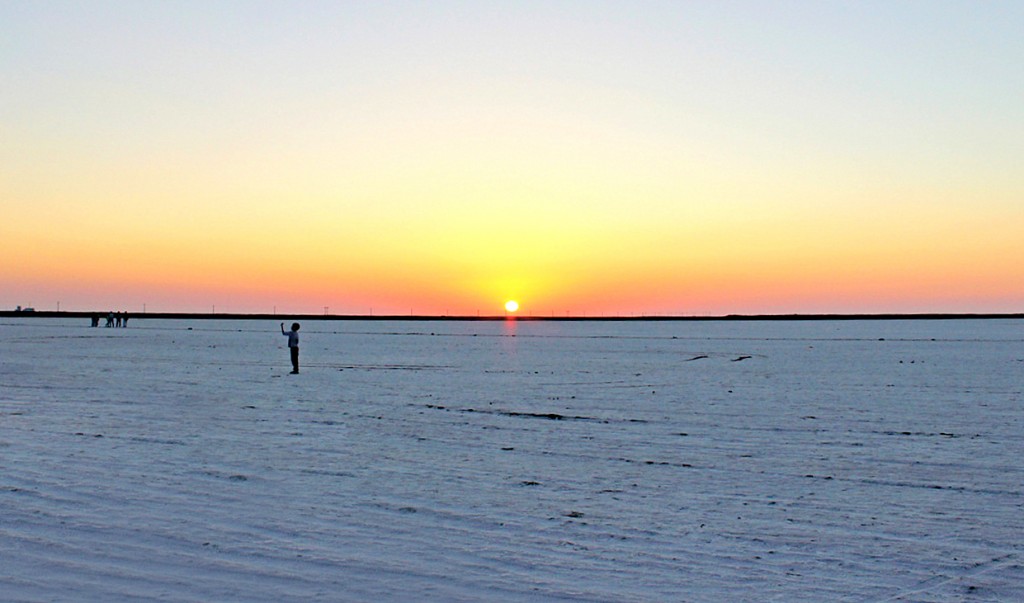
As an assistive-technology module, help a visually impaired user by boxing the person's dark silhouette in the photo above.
[281,322,300,374]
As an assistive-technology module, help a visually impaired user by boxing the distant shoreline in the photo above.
[3,311,1023,322]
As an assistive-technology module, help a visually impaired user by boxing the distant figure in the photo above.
[106,311,115,328]
[91,314,100,327]
[281,322,301,374]
[115,312,123,328]
[122,312,129,327]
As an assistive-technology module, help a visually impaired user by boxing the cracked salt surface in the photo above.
[2,318,1022,601]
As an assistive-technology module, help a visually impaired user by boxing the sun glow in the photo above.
[505,300,519,313]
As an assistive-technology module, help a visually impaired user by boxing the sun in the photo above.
[504,300,519,313]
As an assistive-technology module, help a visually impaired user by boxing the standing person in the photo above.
[281,322,300,374]
[122,312,129,327]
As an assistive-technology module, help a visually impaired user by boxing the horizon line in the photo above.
[3,310,1023,322]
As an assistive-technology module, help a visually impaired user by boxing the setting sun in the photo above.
[505,300,519,313]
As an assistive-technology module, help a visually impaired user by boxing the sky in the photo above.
[2,1,1022,316]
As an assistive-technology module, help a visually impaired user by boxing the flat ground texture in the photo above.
[1,318,1022,602]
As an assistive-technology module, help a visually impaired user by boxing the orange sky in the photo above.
[3,3,1022,315]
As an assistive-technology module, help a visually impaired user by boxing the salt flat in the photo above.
[1,318,1022,602]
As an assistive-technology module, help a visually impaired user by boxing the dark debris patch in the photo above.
[616,457,693,468]
[876,430,975,438]
[424,404,648,424]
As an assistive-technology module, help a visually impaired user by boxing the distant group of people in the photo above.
[91,311,129,328]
